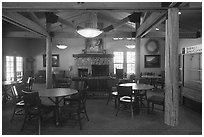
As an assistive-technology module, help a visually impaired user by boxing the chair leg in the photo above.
[115,101,120,116]
[130,104,134,119]
[10,106,16,122]
[106,93,111,105]
[114,97,117,108]
[147,101,150,113]
[152,103,154,111]
[63,99,66,105]
[21,113,28,131]
[83,105,89,121]
[77,111,82,130]
[38,116,41,135]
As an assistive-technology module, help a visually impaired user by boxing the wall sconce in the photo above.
[56,44,68,49]
[125,44,135,49]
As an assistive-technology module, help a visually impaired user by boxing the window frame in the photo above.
[113,51,124,74]
[113,51,136,75]
[5,56,24,81]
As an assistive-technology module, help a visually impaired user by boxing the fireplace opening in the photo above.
[78,68,88,77]
[92,65,109,76]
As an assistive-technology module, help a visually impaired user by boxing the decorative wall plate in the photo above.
[145,39,159,54]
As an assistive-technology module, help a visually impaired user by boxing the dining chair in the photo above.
[133,79,148,108]
[63,80,85,105]
[24,76,35,91]
[147,88,165,113]
[52,73,71,88]
[21,91,53,135]
[136,90,148,108]
[61,85,89,129]
[147,95,164,113]
[106,78,119,108]
[10,84,25,122]
[115,86,136,119]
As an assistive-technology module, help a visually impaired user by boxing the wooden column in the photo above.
[164,8,179,126]
[135,22,141,79]
[46,23,52,88]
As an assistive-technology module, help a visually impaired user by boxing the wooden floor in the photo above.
[2,84,202,135]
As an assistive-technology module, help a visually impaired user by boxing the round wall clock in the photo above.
[145,39,159,54]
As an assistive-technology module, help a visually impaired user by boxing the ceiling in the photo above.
[2,2,202,39]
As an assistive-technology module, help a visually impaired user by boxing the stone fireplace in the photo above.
[73,54,113,77]
[73,38,113,77]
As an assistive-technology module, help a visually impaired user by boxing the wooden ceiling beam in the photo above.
[28,12,46,31]
[48,13,83,31]
[144,31,200,39]
[4,31,44,38]
[57,17,78,30]
[53,31,134,38]
[136,11,166,38]
[102,12,141,32]
[2,2,165,12]
[3,12,48,37]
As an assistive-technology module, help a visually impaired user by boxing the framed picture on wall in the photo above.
[144,55,160,68]
[85,38,105,53]
[43,54,59,67]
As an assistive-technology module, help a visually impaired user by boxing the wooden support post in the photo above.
[135,22,141,79]
[46,23,53,89]
[164,8,179,126]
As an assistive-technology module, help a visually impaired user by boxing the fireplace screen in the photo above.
[92,65,109,76]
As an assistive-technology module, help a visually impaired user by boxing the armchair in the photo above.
[52,70,71,88]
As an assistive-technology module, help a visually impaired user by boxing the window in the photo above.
[5,56,23,81]
[113,51,136,75]
[113,52,124,73]
[6,56,14,81]
[16,57,23,81]
[126,52,135,74]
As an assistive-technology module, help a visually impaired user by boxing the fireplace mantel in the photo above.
[73,54,113,58]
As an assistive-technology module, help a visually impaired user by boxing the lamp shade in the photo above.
[77,28,103,38]
[56,44,67,49]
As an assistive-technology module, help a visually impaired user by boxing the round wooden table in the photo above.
[119,83,154,91]
[38,88,78,126]
[119,83,154,114]
[141,75,161,79]
[39,88,77,97]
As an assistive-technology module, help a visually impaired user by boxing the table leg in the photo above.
[134,96,140,114]
[48,97,63,127]
[54,97,62,126]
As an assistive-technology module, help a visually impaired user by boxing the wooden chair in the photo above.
[116,86,136,119]
[106,78,119,108]
[21,91,53,135]
[25,77,35,91]
[136,90,148,108]
[147,94,164,113]
[63,80,85,105]
[116,69,124,79]
[136,79,148,108]
[10,84,25,122]
[52,74,71,88]
[61,84,89,129]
